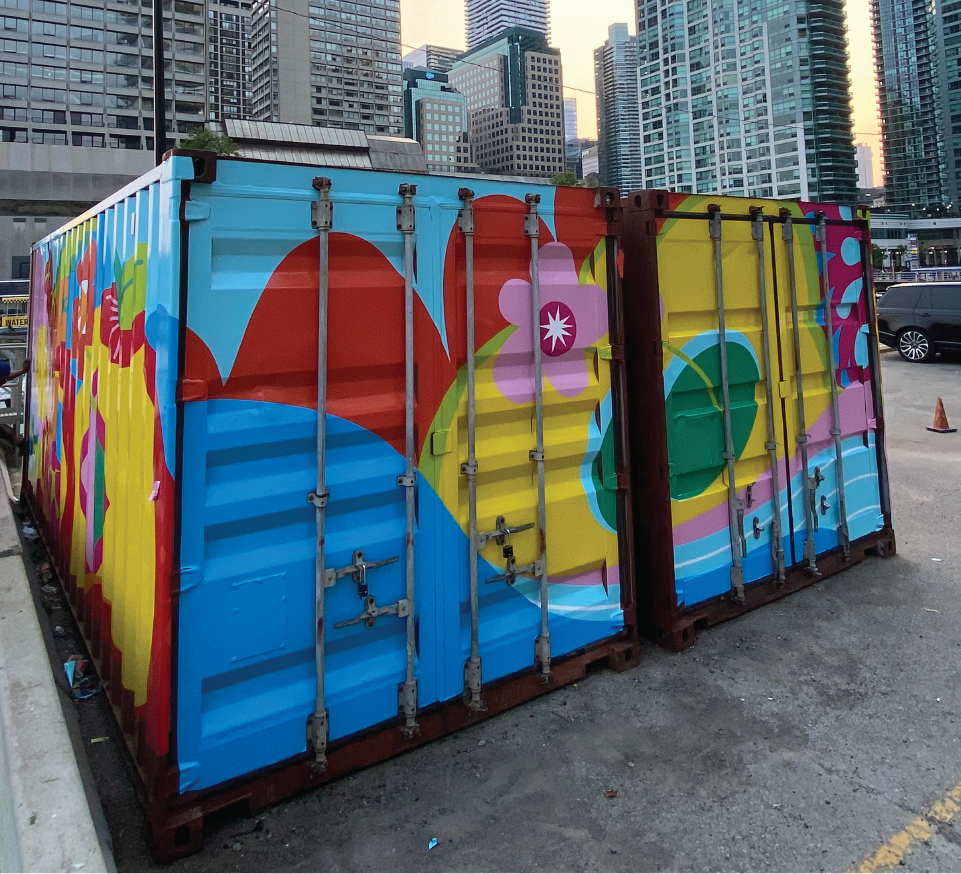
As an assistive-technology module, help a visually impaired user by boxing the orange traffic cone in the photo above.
[927,397,957,433]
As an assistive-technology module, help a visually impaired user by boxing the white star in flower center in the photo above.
[541,306,573,353]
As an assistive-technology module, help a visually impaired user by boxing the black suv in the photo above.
[877,282,961,362]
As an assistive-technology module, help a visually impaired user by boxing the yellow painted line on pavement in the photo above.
[855,778,961,872]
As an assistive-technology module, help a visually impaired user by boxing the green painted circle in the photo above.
[666,341,760,501]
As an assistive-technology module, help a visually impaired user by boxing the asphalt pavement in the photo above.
[64,347,961,872]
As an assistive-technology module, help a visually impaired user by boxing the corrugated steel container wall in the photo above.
[621,191,894,647]
[27,154,636,843]
[26,158,189,773]
[176,160,633,792]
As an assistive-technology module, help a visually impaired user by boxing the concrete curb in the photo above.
[0,496,114,873]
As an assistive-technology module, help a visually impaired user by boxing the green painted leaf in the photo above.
[590,421,619,530]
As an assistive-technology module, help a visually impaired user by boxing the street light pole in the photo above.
[152,0,167,164]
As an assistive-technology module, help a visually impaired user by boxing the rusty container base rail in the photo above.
[148,634,640,861]
[647,529,897,652]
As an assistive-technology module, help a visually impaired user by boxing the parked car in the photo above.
[877,282,961,362]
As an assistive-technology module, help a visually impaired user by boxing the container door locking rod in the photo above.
[815,214,851,560]
[525,194,551,682]
[751,209,786,585]
[780,210,818,573]
[859,232,893,521]
[308,176,332,768]
[709,205,746,601]
[397,184,419,736]
[458,188,485,711]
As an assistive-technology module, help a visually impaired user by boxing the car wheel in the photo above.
[897,329,934,362]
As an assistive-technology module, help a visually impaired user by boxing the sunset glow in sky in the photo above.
[400,0,882,179]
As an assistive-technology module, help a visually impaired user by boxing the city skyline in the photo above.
[400,0,881,180]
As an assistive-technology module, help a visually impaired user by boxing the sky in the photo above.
[400,0,883,181]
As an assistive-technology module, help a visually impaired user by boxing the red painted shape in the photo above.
[185,233,453,459]
[553,186,604,281]
[142,394,173,758]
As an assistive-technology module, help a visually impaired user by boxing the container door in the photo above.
[470,193,624,687]
[175,167,433,793]
[417,187,628,706]
[775,205,883,568]
[656,195,791,609]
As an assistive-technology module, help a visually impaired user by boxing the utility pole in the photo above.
[152,0,168,164]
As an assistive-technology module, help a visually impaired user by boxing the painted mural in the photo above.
[658,196,884,608]
[175,172,625,791]
[27,156,888,798]
[28,170,180,768]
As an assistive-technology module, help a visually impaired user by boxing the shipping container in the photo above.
[622,191,895,650]
[24,152,638,859]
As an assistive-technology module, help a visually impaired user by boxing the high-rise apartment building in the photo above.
[563,96,577,139]
[0,0,211,151]
[402,66,477,173]
[564,96,580,173]
[402,44,461,74]
[939,0,961,209]
[581,143,598,177]
[465,0,550,50]
[594,23,642,191]
[874,0,945,210]
[207,0,252,122]
[449,26,565,178]
[635,0,858,201]
[855,142,874,189]
[250,0,403,135]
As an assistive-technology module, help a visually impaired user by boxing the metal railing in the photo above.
[874,268,961,283]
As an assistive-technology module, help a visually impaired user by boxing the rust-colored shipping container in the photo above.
[621,191,895,650]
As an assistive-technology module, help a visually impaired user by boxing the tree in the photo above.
[550,169,579,187]
[178,126,239,156]
[871,244,886,269]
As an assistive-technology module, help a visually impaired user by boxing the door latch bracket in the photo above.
[334,595,410,629]
[324,549,399,599]
[476,515,535,549]
[307,489,330,509]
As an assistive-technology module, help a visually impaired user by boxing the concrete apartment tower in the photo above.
[0,0,211,151]
[250,0,403,135]
[0,0,254,277]
[465,0,550,50]
[449,26,565,178]
[207,0,253,124]
[635,0,858,201]
[594,23,643,191]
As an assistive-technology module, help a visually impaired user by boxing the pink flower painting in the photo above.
[494,242,608,405]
